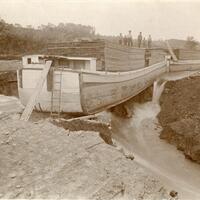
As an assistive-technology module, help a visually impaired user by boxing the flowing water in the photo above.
[112,71,200,199]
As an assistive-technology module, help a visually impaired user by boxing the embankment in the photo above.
[0,59,22,96]
[0,71,18,96]
[0,113,171,199]
[158,76,200,163]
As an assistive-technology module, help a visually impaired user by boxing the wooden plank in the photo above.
[104,45,146,71]
[170,63,200,72]
[20,60,52,121]
[176,60,200,64]
[166,40,178,61]
[178,49,200,60]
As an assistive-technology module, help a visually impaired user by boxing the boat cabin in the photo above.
[18,55,98,114]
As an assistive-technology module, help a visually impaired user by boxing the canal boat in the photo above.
[17,53,168,115]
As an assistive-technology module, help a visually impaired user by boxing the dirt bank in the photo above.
[0,95,172,200]
[0,113,172,199]
[158,76,200,163]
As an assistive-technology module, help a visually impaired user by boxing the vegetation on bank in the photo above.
[0,17,199,56]
[0,18,95,55]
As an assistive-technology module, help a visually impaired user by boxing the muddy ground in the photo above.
[158,76,200,164]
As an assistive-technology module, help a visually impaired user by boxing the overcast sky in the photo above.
[1,0,200,40]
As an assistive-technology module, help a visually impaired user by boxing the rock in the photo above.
[16,185,22,189]
[125,153,135,160]
[123,148,135,160]
[169,190,178,197]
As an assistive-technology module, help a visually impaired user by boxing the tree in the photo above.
[185,36,199,50]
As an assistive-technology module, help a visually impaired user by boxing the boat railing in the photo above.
[56,60,167,77]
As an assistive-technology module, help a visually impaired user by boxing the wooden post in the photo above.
[20,60,52,121]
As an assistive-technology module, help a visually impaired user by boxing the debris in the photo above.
[110,182,126,199]
[121,182,125,195]
[9,172,16,179]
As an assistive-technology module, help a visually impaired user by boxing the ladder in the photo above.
[20,60,52,121]
[166,40,178,62]
[50,66,64,118]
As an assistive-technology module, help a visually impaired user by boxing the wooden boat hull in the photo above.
[80,61,167,114]
[18,61,168,115]
[170,60,200,72]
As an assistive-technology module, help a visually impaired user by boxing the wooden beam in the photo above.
[20,60,52,121]
[165,40,178,62]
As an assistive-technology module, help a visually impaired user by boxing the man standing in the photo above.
[142,37,146,48]
[148,35,152,48]
[137,32,142,48]
[127,30,133,47]
[119,33,123,45]
[145,49,151,67]
[123,35,127,46]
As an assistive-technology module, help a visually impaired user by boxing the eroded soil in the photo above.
[158,76,200,163]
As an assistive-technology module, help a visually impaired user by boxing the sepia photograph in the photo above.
[1,0,200,199]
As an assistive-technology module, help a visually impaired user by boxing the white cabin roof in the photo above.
[22,55,96,61]
[22,54,97,71]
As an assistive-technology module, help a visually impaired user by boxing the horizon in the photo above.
[1,0,200,41]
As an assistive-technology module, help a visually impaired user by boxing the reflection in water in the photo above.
[112,71,200,199]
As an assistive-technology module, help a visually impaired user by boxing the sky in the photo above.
[1,0,200,40]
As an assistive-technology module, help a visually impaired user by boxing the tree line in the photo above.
[0,17,199,56]
[0,18,95,55]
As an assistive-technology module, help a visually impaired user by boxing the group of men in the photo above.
[119,31,152,48]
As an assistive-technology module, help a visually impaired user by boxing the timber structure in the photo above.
[17,41,200,117]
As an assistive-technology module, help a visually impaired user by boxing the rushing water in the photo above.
[112,71,200,199]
